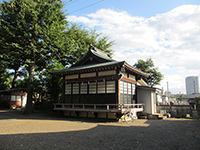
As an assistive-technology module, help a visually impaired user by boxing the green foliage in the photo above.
[177,94,184,102]
[1,0,67,70]
[58,24,114,67]
[0,0,68,113]
[39,60,65,103]
[0,57,13,89]
[195,97,200,116]
[134,58,164,87]
[195,97,200,105]
[0,0,114,113]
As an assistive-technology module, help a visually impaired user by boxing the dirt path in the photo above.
[0,109,200,150]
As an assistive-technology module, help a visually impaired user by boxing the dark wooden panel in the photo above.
[80,95,88,103]
[88,94,97,104]
[106,94,116,104]
[65,95,71,103]
[72,95,79,103]
[97,94,106,104]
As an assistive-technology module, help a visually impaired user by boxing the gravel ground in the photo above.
[0,109,200,150]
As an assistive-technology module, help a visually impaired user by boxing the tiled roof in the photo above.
[51,45,149,77]
[181,93,200,99]
[90,46,114,61]
[51,61,124,75]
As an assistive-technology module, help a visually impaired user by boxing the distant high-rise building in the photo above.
[185,76,200,95]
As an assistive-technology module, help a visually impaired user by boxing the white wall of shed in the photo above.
[137,88,152,114]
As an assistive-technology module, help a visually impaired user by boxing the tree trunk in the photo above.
[12,69,18,88]
[24,63,35,114]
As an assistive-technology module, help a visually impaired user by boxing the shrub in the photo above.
[195,97,200,116]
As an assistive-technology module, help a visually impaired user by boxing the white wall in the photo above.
[22,96,27,107]
[137,88,153,114]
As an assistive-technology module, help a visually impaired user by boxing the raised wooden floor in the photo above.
[53,103,144,114]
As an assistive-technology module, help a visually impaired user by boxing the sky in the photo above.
[63,0,200,94]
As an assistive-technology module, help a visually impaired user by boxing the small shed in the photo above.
[137,86,159,114]
[0,89,27,109]
[51,46,150,119]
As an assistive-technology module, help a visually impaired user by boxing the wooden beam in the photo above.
[63,75,122,83]
[53,103,144,114]
[121,77,137,84]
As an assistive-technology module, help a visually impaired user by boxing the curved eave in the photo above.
[137,86,158,91]
[124,62,150,78]
[50,61,124,76]
[90,47,114,62]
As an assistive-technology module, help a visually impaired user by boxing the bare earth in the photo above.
[0,110,200,150]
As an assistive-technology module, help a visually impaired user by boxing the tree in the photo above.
[44,60,65,103]
[0,0,114,114]
[177,94,184,102]
[0,63,12,90]
[194,97,200,116]
[133,58,163,87]
[0,0,68,114]
[0,54,13,90]
[57,24,114,67]
[44,25,114,102]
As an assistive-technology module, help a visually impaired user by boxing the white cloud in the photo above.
[68,5,200,94]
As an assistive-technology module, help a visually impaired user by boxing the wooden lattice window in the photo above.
[73,84,79,94]
[107,81,115,93]
[65,84,71,95]
[81,83,87,94]
[89,82,96,94]
[98,81,105,93]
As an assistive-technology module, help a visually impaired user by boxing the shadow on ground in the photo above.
[0,109,119,123]
[0,109,200,150]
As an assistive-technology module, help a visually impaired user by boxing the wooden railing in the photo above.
[53,103,144,114]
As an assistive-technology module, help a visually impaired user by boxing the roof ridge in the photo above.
[90,45,111,58]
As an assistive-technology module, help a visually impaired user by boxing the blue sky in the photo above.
[63,0,200,94]
[64,0,200,17]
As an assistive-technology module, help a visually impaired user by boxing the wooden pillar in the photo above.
[79,73,81,104]
[117,66,121,104]
[105,80,107,103]
[62,75,65,103]
[116,80,119,104]
[135,76,140,104]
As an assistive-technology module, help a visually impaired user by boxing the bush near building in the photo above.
[195,97,200,116]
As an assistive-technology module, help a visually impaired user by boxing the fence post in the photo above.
[107,105,109,110]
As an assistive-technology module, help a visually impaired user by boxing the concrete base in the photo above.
[192,110,200,119]
[62,111,118,119]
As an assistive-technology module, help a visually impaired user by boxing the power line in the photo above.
[63,0,105,31]
[68,0,104,15]
[64,0,80,6]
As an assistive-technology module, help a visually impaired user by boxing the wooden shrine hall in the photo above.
[51,45,150,119]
